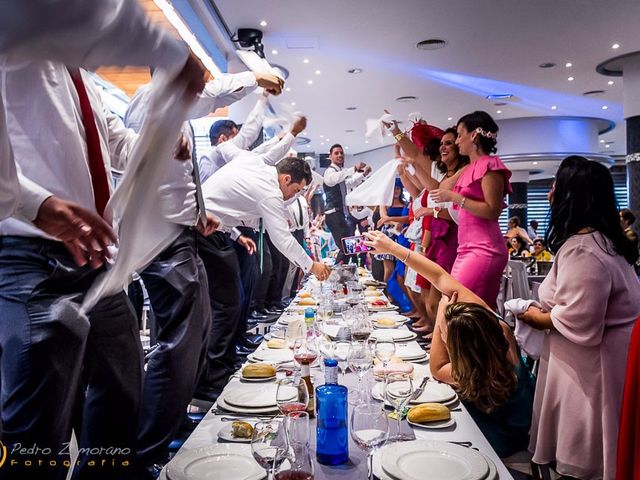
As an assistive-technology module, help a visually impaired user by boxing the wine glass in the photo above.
[347,341,373,405]
[276,376,309,415]
[293,338,318,368]
[351,315,372,342]
[374,338,396,368]
[317,298,334,323]
[385,372,414,441]
[351,403,389,480]
[276,412,314,480]
[333,340,351,382]
[251,419,288,480]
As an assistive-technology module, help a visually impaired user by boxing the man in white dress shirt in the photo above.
[0,1,206,478]
[323,143,371,262]
[124,70,283,476]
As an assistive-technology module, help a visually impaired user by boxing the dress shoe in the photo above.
[250,310,268,320]
[236,345,255,356]
[260,306,282,316]
[268,301,288,310]
[242,334,264,349]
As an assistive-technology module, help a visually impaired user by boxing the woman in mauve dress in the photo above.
[430,111,512,309]
[519,156,640,480]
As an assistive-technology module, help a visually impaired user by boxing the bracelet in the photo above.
[402,249,411,263]
[393,132,406,142]
[433,206,441,219]
[459,196,467,209]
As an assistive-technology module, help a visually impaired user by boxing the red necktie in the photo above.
[67,67,110,217]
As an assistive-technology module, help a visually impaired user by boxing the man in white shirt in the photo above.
[196,154,330,396]
[0,2,206,478]
[124,70,282,476]
[323,143,371,262]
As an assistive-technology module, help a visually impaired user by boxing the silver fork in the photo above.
[410,376,430,400]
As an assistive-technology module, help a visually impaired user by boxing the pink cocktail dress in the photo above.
[451,155,512,308]
[531,232,640,479]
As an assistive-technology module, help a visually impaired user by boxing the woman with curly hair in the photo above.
[364,229,534,457]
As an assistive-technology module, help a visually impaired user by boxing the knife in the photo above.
[411,376,430,400]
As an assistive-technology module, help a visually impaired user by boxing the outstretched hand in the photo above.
[363,230,396,255]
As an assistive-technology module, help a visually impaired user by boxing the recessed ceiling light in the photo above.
[600,139,605,143]
[290,102,296,106]
[259,20,267,27]
[539,62,556,68]
[345,106,357,111]
[395,96,418,102]
[565,62,572,68]
[612,43,620,49]
[567,76,575,81]
[345,146,350,150]
[606,144,611,148]
[320,135,324,138]
[447,117,453,121]
[551,105,557,110]
[496,110,502,114]
[320,142,325,145]
[365,140,369,144]
[347,68,363,74]
[303,58,310,64]
[307,80,313,85]
[533,161,539,165]
[608,80,614,85]
[271,49,278,55]
[285,87,291,92]
[416,38,447,50]
[315,70,321,75]
[602,105,608,110]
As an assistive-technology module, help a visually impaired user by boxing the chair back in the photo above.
[507,259,532,300]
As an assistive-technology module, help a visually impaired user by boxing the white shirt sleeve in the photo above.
[259,133,296,166]
[260,196,314,272]
[0,0,188,73]
[231,95,268,150]
[345,170,366,190]
[16,171,53,222]
[251,134,282,155]
[187,72,258,119]
[103,96,138,172]
[323,165,357,187]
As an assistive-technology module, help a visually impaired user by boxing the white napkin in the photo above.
[345,158,399,207]
[365,113,395,145]
[286,318,305,341]
[504,298,546,360]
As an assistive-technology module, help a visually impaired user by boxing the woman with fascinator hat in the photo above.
[430,111,512,309]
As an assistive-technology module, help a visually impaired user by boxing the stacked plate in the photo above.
[373,440,498,480]
[216,384,285,414]
[166,444,266,480]
[247,348,294,364]
[371,313,410,329]
[371,381,457,410]
[369,329,417,342]
[394,343,429,362]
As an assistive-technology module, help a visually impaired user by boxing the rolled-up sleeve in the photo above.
[260,196,313,272]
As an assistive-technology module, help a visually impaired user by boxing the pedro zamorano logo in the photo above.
[0,440,7,468]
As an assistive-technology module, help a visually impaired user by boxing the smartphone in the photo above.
[341,235,372,255]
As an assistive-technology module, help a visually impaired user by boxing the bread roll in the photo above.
[231,421,254,439]
[364,290,382,297]
[298,298,316,306]
[375,318,396,327]
[298,292,312,298]
[407,403,451,423]
[242,363,276,378]
[267,338,286,349]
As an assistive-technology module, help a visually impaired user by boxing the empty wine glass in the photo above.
[333,340,351,382]
[251,419,288,480]
[351,403,389,480]
[374,338,396,368]
[276,376,309,415]
[385,372,414,441]
[348,341,373,405]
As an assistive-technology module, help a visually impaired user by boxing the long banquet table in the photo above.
[161,306,515,479]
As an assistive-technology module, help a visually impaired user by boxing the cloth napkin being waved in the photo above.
[504,298,547,360]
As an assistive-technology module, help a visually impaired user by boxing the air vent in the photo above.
[417,39,447,50]
[345,106,357,111]
[494,102,508,106]
[395,96,418,103]
[486,94,513,100]
[539,62,556,68]
[345,129,355,133]
[347,68,363,74]
[582,90,606,96]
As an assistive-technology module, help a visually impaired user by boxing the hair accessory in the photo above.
[410,122,444,149]
[474,127,497,140]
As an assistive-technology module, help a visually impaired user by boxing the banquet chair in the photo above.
[507,260,532,301]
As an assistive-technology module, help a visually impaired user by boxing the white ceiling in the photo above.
[214,0,639,160]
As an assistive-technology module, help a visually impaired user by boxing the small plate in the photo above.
[407,416,456,429]
[216,396,280,415]
[249,349,294,364]
[217,423,253,443]
[166,444,265,480]
[370,329,417,342]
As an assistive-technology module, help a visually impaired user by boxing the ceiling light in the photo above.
[551,105,557,110]
[303,58,310,64]
[347,68,363,74]
[612,43,620,49]
[271,49,278,55]
[291,102,296,106]
[539,62,556,68]
[567,76,574,81]
[416,39,447,50]
[600,139,605,143]
[608,80,614,85]
[486,94,513,100]
[320,135,324,138]
[285,87,291,92]
[533,161,539,165]
[307,80,313,85]
[345,106,357,111]
[602,105,608,110]
[447,117,453,121]
[606,144,611,148]
[315,70,321,75]
[395,96,418,102]
[259,20,267,27]
[320,142,325,146]
[565,62,572,68]
[365,140,369,144]
[496,110,502,114]
[345,146,350,150]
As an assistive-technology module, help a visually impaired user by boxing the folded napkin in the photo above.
[504,298,546,360]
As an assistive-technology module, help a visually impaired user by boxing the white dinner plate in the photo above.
[217,423,253,443]
[372,444,497,480]
[370,329,417,342]
[249,349,294,363]
[223,385,280,408]
[240,374,277,383]
[407,416,456,430]
[216,396,280,414]
[371,381,457,405]
[368,304,399,312]
[380,440,489,480]
[166,444,266,480]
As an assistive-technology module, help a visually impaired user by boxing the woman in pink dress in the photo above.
[431,111,511,308]
[519,156,640,479]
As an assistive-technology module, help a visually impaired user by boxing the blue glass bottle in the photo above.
[316,358,349,465]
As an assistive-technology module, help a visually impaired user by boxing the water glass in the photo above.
[333,340,351,381]
[251,419,288,480]
[347,341,373,405]
[351,403,389,480]
[385,372,414,441]
[374,338,396,367]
